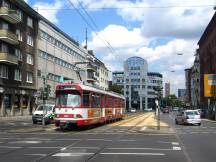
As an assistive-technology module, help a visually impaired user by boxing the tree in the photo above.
[163,94,183,107]
[109,84,123,94]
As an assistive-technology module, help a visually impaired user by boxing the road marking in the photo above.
[9,141,42,144]
[118,140,136,142]
[100,153,165,156]
[189,132,198,134]
[69,147,99,149]
[108,147,173,151]
[53,153,94,156]
[0,146,22,149]
[61,147,66,151]
[172,142,179,145]
[140,127,147,131]
[25,154,46,157]
[86,139,112,142]
[29,147,62,149]
[173,146,181,150]
[202,132,209,134]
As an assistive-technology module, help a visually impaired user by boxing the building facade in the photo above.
[165,82,170,97]
[185,68,192,106]
[147,72,163,109]
[198,11,216,112]
[191,50,200,108]
[0,0,38,116]
[112,71,124,90]
[36,20,87,104]
[124,56,148,111]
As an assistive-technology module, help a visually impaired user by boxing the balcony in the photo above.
[0,29,19,45]
[0,52,19,65]
[0,7,21,24]
[87,74,97,82]
[86,63,97,72]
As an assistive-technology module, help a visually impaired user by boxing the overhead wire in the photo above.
[67,0,118,56]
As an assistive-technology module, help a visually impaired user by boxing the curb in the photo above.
[0,116,32,121]
[202,119,216,123]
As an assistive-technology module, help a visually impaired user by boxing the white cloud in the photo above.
[88,24,198,94]
[33,0,64,24]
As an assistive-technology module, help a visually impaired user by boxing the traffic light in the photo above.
[41,84,51,100]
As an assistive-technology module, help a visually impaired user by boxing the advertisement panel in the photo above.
[204,74,216,97]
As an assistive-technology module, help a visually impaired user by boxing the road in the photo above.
[0,112,215,162]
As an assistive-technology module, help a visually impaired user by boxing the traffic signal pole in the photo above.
[42,76,46,126]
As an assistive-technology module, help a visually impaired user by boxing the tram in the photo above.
[54,83,125,129]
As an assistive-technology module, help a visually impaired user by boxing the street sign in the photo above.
[204,74,216,97]
[155,99,159,106]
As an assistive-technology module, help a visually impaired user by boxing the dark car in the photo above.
[162,108,169,113]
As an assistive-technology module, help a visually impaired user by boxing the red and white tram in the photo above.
[54,83,125,129]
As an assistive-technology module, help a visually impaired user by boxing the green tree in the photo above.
[109,84,123,94]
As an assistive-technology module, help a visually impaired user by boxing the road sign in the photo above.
[204,74,216,97]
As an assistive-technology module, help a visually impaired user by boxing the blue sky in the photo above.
[25,0,215,95]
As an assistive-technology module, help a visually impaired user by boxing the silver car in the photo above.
[175,110,201,126]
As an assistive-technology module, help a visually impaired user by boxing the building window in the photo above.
[0,65,8,78]
[2,22,8,29]
[27,35,34,46]
[1,43,8,53]
[16,29,23,41]
[27,17,33,28]
[26,72,33,83]
[16,9,22,20]
[15,49,22,61]
[14,69,21,81]
[27,54,33,65]
[2,0,9,7]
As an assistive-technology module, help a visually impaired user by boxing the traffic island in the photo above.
[138,113,175,134]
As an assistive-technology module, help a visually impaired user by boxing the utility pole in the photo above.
[42,76,46,126]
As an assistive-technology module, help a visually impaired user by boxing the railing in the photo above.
[0,7,21,23]
[0,29,19,44]
[0,52,18,65]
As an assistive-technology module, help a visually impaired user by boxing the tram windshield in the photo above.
[56,91,81,107]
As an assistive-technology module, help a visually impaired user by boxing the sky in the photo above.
[25,0,216,95]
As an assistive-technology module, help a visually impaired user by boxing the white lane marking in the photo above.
[108,147,173,151]
[69,147,99,149]
[25,154,46,157]
[202,132,209,134]
[86,139,112,142]
[100,153,165,156]
[61,147,66,151]
[157,141,170,144]
[21,122,30,126]
[118,140,136,142]
[29,147,62,149]
[189,132,198,134]
[173,146,181,150]
[0,142,3,143]
[0,146,22,149]
[55,138,80,141]
[53,153,94,156]
[9,141,42,144]
[140,127,147,131]
[7,123,16,125]
[172,142,179,145]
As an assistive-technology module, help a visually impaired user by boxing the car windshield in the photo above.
[37,105,53,111]
[185,111,199,116]
[56,91,81,107]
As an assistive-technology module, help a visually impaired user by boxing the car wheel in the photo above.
[33,120,37,124]
[175,119,178,125]
[198,123,201,126]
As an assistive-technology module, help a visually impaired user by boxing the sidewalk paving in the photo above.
[0,115,32,121]
[202,118,216,123]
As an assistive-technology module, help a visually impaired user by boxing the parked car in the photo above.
[173,107,179,111]
[129,108,137,113]
[175,110,201,125]
[32,104,55,124]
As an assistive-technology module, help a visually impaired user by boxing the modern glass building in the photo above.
[124,56,148,111]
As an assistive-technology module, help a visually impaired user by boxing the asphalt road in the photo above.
[0,112,215,162]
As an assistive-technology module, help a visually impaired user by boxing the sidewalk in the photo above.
[139,113,175,134]
[0,115,32,121]
[202,118,216,123]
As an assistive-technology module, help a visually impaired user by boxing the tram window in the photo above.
[92,93,101,108]
[105,95,108,107]
[110,97,113,107]
[83,91,90,107]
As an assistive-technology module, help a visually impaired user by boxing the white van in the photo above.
[32,104,55,124]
